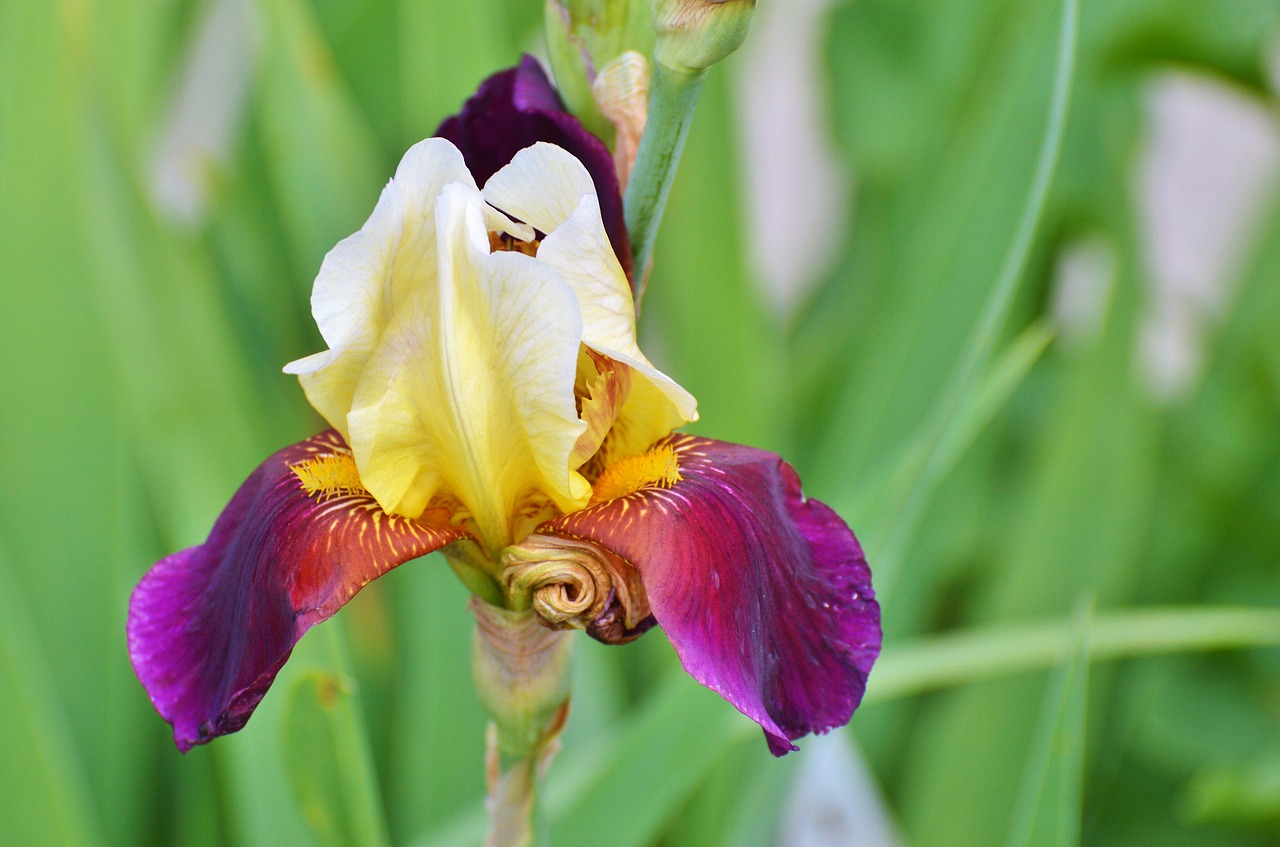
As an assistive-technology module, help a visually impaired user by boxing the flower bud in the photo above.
[653,0,756,75]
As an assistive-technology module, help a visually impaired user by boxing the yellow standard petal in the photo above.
[348,183,588,550]
[286,139,589,553]
[484,144,698,466]
[285,138,697,554]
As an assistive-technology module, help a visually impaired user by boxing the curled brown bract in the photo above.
[501,534,655,644]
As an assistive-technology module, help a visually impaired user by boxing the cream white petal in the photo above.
[537,193,698,439]
[282,349,332,375]
[482,142,597,235]
[286,138,476,437]
[535,195,635,354]
[284,134,697,550]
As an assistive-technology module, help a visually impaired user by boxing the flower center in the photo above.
[487,230,540,257]
[589,445,682,504]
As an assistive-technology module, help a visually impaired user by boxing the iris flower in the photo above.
[128,58,880,757]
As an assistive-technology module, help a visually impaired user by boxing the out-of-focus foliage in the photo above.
[1,0,1278,845]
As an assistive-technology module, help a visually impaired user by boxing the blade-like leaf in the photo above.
[255,0,385,273]
[281,623,392,847]
[0,546,104,847]
[416,666,752,847]
[1006,600,1091,847]
[860,0,1080,605]
[867,606,1280,704]
[845,320,1056,571]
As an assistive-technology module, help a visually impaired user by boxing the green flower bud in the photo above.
[653,0,756,75]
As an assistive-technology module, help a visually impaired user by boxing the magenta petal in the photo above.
[127,431,465,751]
[542,435,880,755]
[433,55,633,281]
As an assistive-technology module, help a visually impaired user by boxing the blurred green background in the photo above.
[3,0,1280,845]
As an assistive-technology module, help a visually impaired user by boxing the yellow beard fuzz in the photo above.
[290,452,368,501]
[590,444,682,505]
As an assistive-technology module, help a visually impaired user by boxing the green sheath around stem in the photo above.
[471,599,573,847]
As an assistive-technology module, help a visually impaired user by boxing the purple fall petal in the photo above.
[434,55,633,281]
[540,435,880,755]
[127,431,465,751]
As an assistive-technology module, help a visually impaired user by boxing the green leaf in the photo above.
[213,619,389,847]
[846,320,1056,600]
[395,0,533,139]
[0,545,104,847]
[281,624,392,847]
[833,0,1080,606]
[255,0,386,274]
[1005,600,1090,847]
[383,562,489,842]
[416,667,754,847]
[417,603,1280,847]
[874,0,1076,491]
[544,671,751,847]
[804,0,1074,487]
[643,68,786,452]
[868,606,1280,704]
[1184,754,1280,826]
[664,740,796,847]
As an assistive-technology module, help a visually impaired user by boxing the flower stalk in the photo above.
[622,61,705,300]
[126,35,879,847]
[623,0,755,302]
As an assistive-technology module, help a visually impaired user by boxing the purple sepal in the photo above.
[434,55,633,281]
[127,431,464,751]
[542,435,881,755]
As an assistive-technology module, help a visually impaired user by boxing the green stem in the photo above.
[623,61,707,305]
